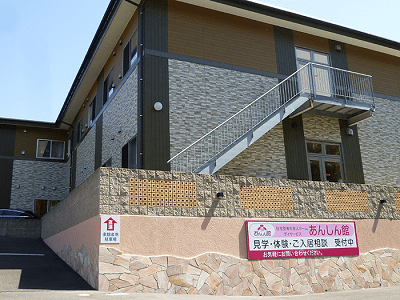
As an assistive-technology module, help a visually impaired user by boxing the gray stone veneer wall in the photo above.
[169,59,279,158]
[76,126,96,188]
[216,123,287,179]
[303,115,341,142]
[99,168,400,220]
[10,159,69,211]
[102,67,138,168]
[358,96,400,186]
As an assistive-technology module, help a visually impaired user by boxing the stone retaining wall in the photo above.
[98,246,400,295]
[100,168,400,220]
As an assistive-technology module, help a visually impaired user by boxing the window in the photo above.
[306,141,344,182]
[36,140,65,159]
[103,73,114,105]
[103,75,109,105]
[123,30,138,77]
[35,200,60,217]
[76,117,83,143]
[88,96,96,125]
[122,137,137,169]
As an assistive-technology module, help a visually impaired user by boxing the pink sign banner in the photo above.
[246,220,359,259]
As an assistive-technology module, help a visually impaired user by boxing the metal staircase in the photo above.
[168,63,375,174]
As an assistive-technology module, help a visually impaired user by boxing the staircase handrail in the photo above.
[167,63,313,165]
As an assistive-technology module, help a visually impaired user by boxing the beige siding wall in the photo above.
[168,0,277,73]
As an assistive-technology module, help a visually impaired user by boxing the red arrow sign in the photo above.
[105,217,117,231]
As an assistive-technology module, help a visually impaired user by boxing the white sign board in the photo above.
[101,215,120,243]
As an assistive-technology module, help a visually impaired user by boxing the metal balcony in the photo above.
[168,63,374,174]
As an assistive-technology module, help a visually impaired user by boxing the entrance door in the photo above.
[306,141,344,182]
[296,48,331,97]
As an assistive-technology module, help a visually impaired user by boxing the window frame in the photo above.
[123,29,138,77]
[36,139,65,160]
[88,96,96,126]
[305,140,345,182]
[34,199,60,217]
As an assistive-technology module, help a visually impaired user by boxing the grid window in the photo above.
[36,140,65,159]
[306,141,344,182]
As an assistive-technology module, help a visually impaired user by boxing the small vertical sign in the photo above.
[101,216,120,243]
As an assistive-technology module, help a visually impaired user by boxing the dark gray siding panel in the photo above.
[0,159,13,209]
[0,125,16,156]
[138,0,170,171]
[71,150,77,190]
[274,27,308,179]
[282,115,309,180]
[0,125,16,208]
[144,0,168,52]
[273,26,297,76]
[142,56,169,171]
[96,70,105,116]
[95,115,103,170]
[339,120,365,184]
[329,40,349,70]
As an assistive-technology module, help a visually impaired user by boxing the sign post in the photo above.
[246,220,359,259]
[101,216,120,244]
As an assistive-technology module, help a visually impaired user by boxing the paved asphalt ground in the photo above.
[1,237,400,299]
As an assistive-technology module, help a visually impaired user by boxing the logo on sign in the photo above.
[105,217,117,231]
[249,223,275,238]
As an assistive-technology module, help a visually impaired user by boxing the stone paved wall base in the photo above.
[57,243,99,289]
[98,246,400,295]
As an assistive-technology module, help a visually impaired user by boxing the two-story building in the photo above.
[2,0,400,295]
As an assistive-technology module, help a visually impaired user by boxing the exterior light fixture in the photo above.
[335,45,342,51]
[154,102,163,111]
[16,184,20,189]
[52,186,57,190]
[41,186,45,190]
[111,134,115,140]
[21,151,25,155]
[347,128,354,136]
[217,192,224,198]
[119,39,123,45]
[113,51,116,56]
[119,73,122,79]
[118,127,122,133]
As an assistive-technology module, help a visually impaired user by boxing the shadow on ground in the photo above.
[0,236,94,291]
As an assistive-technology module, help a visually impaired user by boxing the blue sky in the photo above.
[1,0,399,122]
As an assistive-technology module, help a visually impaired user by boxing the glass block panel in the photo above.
[307,142,322,154]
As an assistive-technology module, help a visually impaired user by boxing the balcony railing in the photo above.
[168,63,374,173]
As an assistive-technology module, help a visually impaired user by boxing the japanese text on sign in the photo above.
[246,221,358,259]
